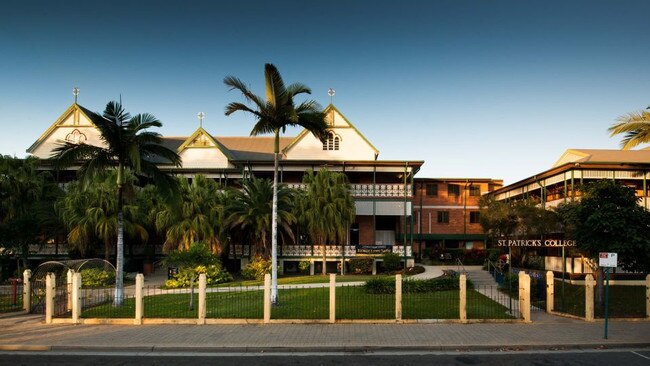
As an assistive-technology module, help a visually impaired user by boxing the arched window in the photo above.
[322,132,341,151]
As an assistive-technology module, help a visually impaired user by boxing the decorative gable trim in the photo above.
[552,149,590,167]
[282,104,379,157]
[27,103,99,154]
[177,127,234,160]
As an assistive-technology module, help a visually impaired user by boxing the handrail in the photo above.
[485,258,504,275]
[455,258,467,274]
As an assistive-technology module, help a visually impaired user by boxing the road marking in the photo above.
[630,351,650,360]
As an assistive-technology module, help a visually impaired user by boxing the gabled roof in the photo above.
[282,104,380,156]
[553,148,650,167]
[176,127,235,160]
[26,103,106,153]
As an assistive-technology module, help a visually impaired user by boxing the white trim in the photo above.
[414,205,479,209]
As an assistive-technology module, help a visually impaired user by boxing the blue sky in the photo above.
[1,0,649,184]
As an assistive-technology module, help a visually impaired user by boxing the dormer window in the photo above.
[322,132,341,151]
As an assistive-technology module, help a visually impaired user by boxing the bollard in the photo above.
[72,272,81,324]
[585,274,595,322]
[45,273,55,324]
[459,274,467,323]
[546,271,554,313]
[263,273,271,323]
[329,274,336,323]
[23,270,31,311]
[134,274,144,325]
[198,273,207,325]
[395,274,402,321]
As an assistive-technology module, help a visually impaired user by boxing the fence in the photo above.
[40,271,534,324]
[548,272,650,321]
[0,281,23,313]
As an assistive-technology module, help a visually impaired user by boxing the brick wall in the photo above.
[357,215,374,245]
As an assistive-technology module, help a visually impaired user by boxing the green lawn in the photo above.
[81,285,515,320]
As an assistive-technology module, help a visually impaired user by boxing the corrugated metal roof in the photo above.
[162,136,295,161]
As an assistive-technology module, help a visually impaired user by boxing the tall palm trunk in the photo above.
[114,165,125,306]
[271,131,279,305]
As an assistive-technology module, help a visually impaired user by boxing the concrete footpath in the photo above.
[0,313,649,353]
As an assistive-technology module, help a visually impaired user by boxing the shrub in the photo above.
[382,252,402,272]
[364,277,394,294]
[298,260,311,274]
[163,263,232,289]
[364,271,463,294]
[241,256,272,280]
[80,268,115,288]
[349,257,373,274]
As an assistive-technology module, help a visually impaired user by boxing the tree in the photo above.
[298,169,355,275]
[557,180,650,303]
[56,171,147,260]
[226,177,296,258]
[224,64,329,303]
[0,156,60,274]
[51,101,182,305]
[478,195,518,244]
[166,242,220,310]
[608,105,650,149]
[155,175,226,255]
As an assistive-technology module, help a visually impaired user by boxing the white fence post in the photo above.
[72,272,81,324]
[263,273,271,323]
[585,274,595,322]
[45,273,55,324]
[546,271,554,313]
[22,269,31,311]
[66,269,73,312]
[459,274,467,323]
[329,274,336,323]
[395,274,402,321]
[134,274,144,325]
[519,272,531,323]
[198,273,207,325]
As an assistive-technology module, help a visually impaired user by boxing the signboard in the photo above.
[356,245,391,254]
[598,252,618,268]
[496,239,576,247]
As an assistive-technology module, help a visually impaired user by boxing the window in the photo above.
[469,185,481,196]
[425,183,438,197]
[448,184,460,197]
[469,211,480,224]
[322,132,341,151]
[437,211,449,224]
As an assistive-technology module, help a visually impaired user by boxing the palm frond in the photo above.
[608,110,650,149]
[223,76,266,108]
[224,102,263,118]
[264,63,286,106]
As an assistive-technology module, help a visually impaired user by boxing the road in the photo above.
[2,349,650,366]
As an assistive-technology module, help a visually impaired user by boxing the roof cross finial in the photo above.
[197,111,205,128]
[328,88,335,105]
[72,87,79,103]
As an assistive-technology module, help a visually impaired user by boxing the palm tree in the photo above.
[51,101,181,305]
[56,172,147,260]
[299,169,355,275]
[226,177,296,257]
[608,106,650,149]
[224,64,328,303]
[155,175,226,254]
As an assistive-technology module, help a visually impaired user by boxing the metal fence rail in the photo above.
[206,286,263,319]
[402,289,459,319]
[595,285,646,318]
[80,286,136,318]
[0,284,23,313]
[52,283,71,318]
[468,285,519,319]
[554,280,585,317]
[143,286,198,318]
[336,283,394,319]
[272,285,328,320]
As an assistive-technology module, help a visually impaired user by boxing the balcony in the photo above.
[285,183,412,198]
[228,245,413,258]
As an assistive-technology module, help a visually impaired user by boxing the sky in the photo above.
[1,0,649,185]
